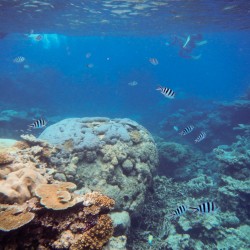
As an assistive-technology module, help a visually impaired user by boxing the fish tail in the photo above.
[189,207,198,212]
[156,85,162,91]
[183,35,191,48]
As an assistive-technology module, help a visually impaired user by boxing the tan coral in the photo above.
[0,167,47,204]
[83,205,101,215]
[13,141,30,150]
[52,230,75,249]
[82,192,115,211]
[70,214,114,250]
[62,139,74,152]
[35,182,77,210]
[0,152,13,165]
[0,207,35,232]
[129,130,142,144]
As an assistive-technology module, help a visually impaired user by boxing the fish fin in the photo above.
[195,40,207,46]
[191,54,202,60]
[156,85,162,91]
[183,35,191,48]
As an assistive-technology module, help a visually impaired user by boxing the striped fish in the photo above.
[190,202,217,214]
[195,131,206,143]
[179,125,194,136]
[156,86,175,99]
[149,57,159,65]
[13,56,25,63]
[169,205,188,218]
[28,119,47,129]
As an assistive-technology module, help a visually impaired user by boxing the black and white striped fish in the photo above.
[28,119,47,129]
[13,56,25,63]
[169,205,188,218]
[195,131,206,143]
[179,125,194,136]
[156,86,175,99]
[190,202,217,214]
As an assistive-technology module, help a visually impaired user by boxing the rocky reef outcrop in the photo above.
[39,117,159,212]
[0,117,158,248]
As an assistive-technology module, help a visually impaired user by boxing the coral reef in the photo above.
[0,183,115,249]
[110,211,131,235]
[35,182,77,210]
[0,132,118,249]
[103,235,127,250]
[0,117,159,248]
[128,172,250,249]
[213,135,250,176]
[70,214,113,250]
[39,117,158,212]
[155,137,203,179]
[0,152,13,165]
[0,207,35,232]
[0,167,47,204]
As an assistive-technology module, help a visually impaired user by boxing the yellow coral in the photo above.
[0,208,35,232]
[35,182,77,210]
[70,214,114,250]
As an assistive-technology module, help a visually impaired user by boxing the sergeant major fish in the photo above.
[190,201,217,214]
[156,86,175,99]
[169,205,188,219]
[13,56,25,63]
[149,57,159,65]
[28,118,47,130]
[179,125,194,136]
[194,131,206,143]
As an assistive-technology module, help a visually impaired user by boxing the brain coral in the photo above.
[39,117,159,212]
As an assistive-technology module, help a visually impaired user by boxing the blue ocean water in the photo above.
[1,32,250,131]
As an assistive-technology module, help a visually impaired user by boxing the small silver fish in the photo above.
[173,126,179,132]
[128,81,138,86]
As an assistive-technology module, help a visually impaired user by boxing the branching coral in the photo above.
[71,214,114,250]
[82,191,115,211]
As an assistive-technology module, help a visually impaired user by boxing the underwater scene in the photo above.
[0,0,250,249]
